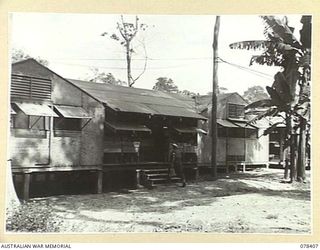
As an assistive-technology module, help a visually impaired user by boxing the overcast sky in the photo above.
[10,13,302,95]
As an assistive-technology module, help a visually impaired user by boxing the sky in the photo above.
[10,13,303,95]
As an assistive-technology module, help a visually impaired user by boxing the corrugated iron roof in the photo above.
[54,105,92,119]
[217,119,239,128]
[13,102,58,117]
[173,126,208,134]
[68,79,205,120]
[105,121,152,133]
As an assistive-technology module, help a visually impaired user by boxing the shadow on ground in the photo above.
[35,169,310,217]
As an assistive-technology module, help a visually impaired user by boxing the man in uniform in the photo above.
[169,143,186,187]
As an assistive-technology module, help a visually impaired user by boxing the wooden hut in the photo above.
[10,59,105,199]
[196,93,270,172]
[9,59,206,199]
[69,79,206,188]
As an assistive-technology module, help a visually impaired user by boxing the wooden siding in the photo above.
[10,131,50,166]
[11,74,51,101]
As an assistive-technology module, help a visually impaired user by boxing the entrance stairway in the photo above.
[140,168,182,188]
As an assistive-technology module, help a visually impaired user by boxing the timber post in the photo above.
[23,173,31,201]
[136,169,141,188]
[97,170,103,194]
[211,15,220,178]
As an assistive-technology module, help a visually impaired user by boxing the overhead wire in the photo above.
[217,57,274,80]
[51,61,188,70]
[49,55,275,79]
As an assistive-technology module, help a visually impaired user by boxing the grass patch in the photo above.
[6,200,62,232]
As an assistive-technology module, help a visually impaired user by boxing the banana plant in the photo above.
[230,15,311,182]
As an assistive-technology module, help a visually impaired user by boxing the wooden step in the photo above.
[150,176,181,184]
[146,173,169,178]
[143,168,169,173]
[140,168,184,188]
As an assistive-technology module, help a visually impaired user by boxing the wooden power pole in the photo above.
[211,16,220,178]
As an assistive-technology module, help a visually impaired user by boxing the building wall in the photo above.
[50,72,83,166]
[218,93,248,120]
[51,135,81,166]
[198,132,269,164]
[197,93,269,165]
[80,93,105,166]
[197,135,226,163]
[246,130,269,163]
[10,130,50,167]
[10,59,104,168]
[52,74,82,106]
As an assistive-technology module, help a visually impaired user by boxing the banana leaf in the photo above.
[245,99,273,109]
[263,121,286,135]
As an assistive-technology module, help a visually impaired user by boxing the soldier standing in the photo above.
[170,143,186,187]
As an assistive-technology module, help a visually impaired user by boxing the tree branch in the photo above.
[129,39,148,87]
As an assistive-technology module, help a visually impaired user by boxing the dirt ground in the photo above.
[32,168,311,233]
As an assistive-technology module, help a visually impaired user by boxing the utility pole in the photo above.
[211,16,220,178]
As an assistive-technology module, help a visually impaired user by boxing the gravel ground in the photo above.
[8,168,311,233]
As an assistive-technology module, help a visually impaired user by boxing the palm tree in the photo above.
[229,15,311,182]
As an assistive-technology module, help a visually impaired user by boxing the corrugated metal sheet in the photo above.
[105,121,151,132]
[69,79,205,119]
[146,104,204,119]
[54,105,92,119]
[217,119,239,128]
[14,102,58,117]
[174,127,208,134]
[106,100,155,114]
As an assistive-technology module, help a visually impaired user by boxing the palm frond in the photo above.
[245,99,273,110]
[294,102,310,120]
[247,106,278,124]
[229,40,271,50]
[266,86,286,108]
[250,54,283,66]
[263,122,286,136]
[260,15,301,49]
[272,72,292,104]
[282,58,299,100]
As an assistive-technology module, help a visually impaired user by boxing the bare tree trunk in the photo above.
[126,42,131,87]
[284,148,289,179]
[297,118,306,182]
[284,114,290,179]
[211,16,220,178]
[289,116,297,182]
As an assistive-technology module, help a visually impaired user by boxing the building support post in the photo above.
[23,173,31,201]
[136,169,141,188]
[97,170,103,194]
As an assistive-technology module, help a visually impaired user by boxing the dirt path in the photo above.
[33,168,311,233]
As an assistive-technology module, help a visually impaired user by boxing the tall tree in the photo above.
[230,15,311,182]
[152,77,179,93]
[180,89,196,97]
[102,15,149,87]
[243,85,269,103]
[12,48,49,66]
[87,68,126,85]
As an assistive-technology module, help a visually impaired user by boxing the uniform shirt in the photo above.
[170,148,182,164]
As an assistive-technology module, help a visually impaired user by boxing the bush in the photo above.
[6,200,62,232]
